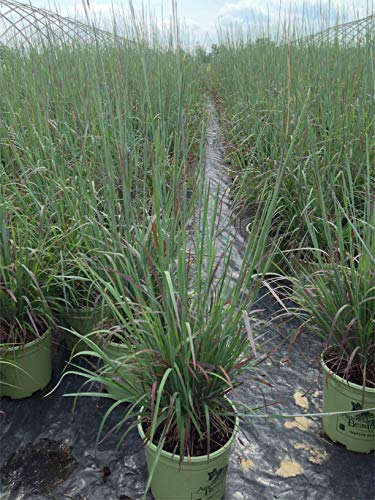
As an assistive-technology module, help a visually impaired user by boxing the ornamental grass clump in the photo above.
[0,36,205,215]
[275,156,375,452]
[0,204,53,346]
[0,201,56,398]
[284,160,374,390]
[209,12,374,267]
[53,139,285,494]
[0,16,206,346]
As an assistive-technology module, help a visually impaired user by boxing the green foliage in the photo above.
[2,9,374,490]
[210,30,374,264]
[0,204,53,344]
[57,160,284,494]
[281,162,374,385]
[0,30,206,318]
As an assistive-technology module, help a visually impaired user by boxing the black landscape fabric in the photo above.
[0,304,374,500]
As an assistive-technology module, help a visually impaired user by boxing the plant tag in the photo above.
[336,403,375,441]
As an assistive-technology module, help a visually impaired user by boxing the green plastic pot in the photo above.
[137,401,239,500]
[62,307,108,354]
[321,355,375,453]
[101,340,133,401]
[0,329,52,399]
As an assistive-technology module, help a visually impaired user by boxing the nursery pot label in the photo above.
[191,465,228,500]
[336,402,375,441]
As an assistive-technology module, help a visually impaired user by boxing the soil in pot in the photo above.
[148,415,236,456]
[323,346,375,387]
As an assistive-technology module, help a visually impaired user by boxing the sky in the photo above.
[5,0,374,45]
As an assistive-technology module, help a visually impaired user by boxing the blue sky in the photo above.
[8,0,375,44]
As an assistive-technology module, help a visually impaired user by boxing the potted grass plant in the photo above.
[0,207,53,399]
[54,162,284,498]
[51,219,112,354]
[56,261,107,354]
[285,178,375,453]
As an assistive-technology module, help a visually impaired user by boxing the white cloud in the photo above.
[216,0,373,38]
[181,17,214,45]
[218,0,373,25]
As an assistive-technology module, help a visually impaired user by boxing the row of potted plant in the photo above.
[209,30,373,269]
[1,34,374,500]
[2,168,373,499]
[0,29,207,405]
[66,173,374,499]
[4,174,374,497]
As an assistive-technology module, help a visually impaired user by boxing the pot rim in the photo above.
[63,306,99,316]
[0,327,51,352]
[137,398,239,463]
[321,351,375,394]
